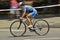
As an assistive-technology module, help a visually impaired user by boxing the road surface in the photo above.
[0,28,60,40]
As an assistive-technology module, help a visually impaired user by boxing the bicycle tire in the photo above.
[33,19,50,36]
[10,20,26,37]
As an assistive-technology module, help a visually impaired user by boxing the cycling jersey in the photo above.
[23,5,37,17]
[23,5,37,12]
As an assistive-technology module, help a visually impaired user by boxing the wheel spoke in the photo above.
[10,20,26,37]
[34,20,49,36]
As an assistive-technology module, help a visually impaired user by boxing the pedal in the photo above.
[28,28,35,32]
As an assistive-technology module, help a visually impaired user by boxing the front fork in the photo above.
[17,20,22,29]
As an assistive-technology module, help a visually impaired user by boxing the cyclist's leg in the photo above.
[26,14,32,26]
[26,11,37,28]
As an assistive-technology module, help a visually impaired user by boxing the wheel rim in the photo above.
[34,20,49,36]
[10,21,26,37]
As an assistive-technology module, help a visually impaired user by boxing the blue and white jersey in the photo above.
[23,5,37,12]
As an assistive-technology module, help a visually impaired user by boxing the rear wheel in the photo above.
[10,20,26,37]
[33,19,50,36]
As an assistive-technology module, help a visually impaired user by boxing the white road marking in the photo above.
[24,37,60,40]
[40,37,60,39]
[0,29,23,31]
[0,29,60,40]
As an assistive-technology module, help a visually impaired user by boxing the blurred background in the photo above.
[0,0,60,28]
[0,0,60,19]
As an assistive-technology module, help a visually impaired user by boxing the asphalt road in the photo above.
[0,28,60,40]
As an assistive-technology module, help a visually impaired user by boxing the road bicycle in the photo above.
[10,14,50,37]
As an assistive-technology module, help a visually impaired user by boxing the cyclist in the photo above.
[19,2,37,29]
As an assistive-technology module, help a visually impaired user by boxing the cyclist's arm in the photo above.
[21,10,26,18]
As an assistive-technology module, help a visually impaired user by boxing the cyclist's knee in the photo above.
[26,15,30,18]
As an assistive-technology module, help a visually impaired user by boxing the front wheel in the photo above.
[33,19,50,36]
[10,20,26,37]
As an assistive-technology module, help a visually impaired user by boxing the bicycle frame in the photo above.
[17,17,36,29]
[10,14,50,37]
[17,14,38,29]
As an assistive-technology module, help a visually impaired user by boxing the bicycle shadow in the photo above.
[9,35,37,38]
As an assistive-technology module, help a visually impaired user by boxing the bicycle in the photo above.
[10,14,50,37]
